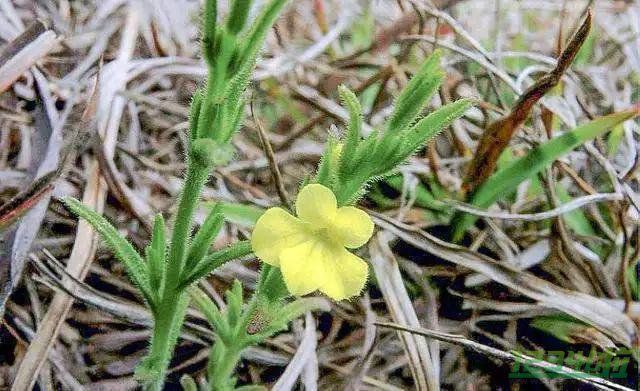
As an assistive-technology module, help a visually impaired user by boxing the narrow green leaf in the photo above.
[337,85,363,178]
[388,51,443,132]
[255,264,289,303]
[226,280,243,330]
[227,0,254,35]
[224,96,247,142]
[184,204,224,273]
[179,375,198,391]
[347,130,379,177]
[236,0,288,72]
[180,241,253,288]
[147,214,166,298]
[202,0,218,66]
[386,175,446,212]
[314,136,341,189]
[395,98,472,163]
[205,202,264,228]
[247,297,329,343]
[209,32,237,105]
[189,286,230,337]
[189,89,203,141]
[453,109,640,241]
[62,197,153,304]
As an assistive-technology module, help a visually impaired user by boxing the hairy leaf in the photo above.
[180,241,253,288]
[62,197,153,304]
[388,50,443,132]
[184,204,224,272]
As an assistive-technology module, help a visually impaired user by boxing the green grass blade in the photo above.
[62,197,153,304]
[452,108,640,241]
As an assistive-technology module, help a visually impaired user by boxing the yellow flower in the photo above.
[251,184,374,300]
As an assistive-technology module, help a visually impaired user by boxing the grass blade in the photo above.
[452,108,640,241]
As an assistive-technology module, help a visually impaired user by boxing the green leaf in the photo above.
[607,123,625,157]
[179,375,198,391]
[184,204,224,273]
[556,186,603,256]
[530,315,605,347]
[209,32,237,105]
[188,89,203,142]
[314,136,341,189]
[337,85,363,177]
[386,175,446,212]
[347,130,379,177]
[62,197,153,305]
[452,109,640,241]
[236,0,288,72]
[247,297,329,343]
[388,51,443,132]
[254,263,289,304]
[227,0,254,35]
[146,214,166,300]
[206,202,265,228]
[396,98,472,161]
[189,286,230,338]
[226,280,243,330]
[235,386,267,391]
[202,0,218,66]
[180,241,253,288]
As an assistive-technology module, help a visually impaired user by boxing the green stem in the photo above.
[209,343,242,391]
[167,159,211,282]
[143,152,213,388]
[144,296,182,390]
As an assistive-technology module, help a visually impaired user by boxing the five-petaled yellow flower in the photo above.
[251,184,374,300]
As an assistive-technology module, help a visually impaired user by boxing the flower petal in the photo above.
[331,206,374,248]
[319,247,369,300]
[279,240,325,296]
[251,207,310,266]
[295,184,337,226]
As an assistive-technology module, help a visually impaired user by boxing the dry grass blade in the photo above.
[0,20,59,93]
[273,313,318,390]
[93,135,155,230]
[0,71,66,318]
[375,322,634,391]
[370,211,638,348]
[462,10,592,194]
[369,232,440,391]
[445,192,623,221]
[29,252,151,325]
[0,172,56,232]
[11,10,140,389]
[251,99,292,210]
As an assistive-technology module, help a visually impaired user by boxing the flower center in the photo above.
[316,227,331,240]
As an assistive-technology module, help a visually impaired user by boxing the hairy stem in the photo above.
[144,154,212,387]
[209,343,242,391]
